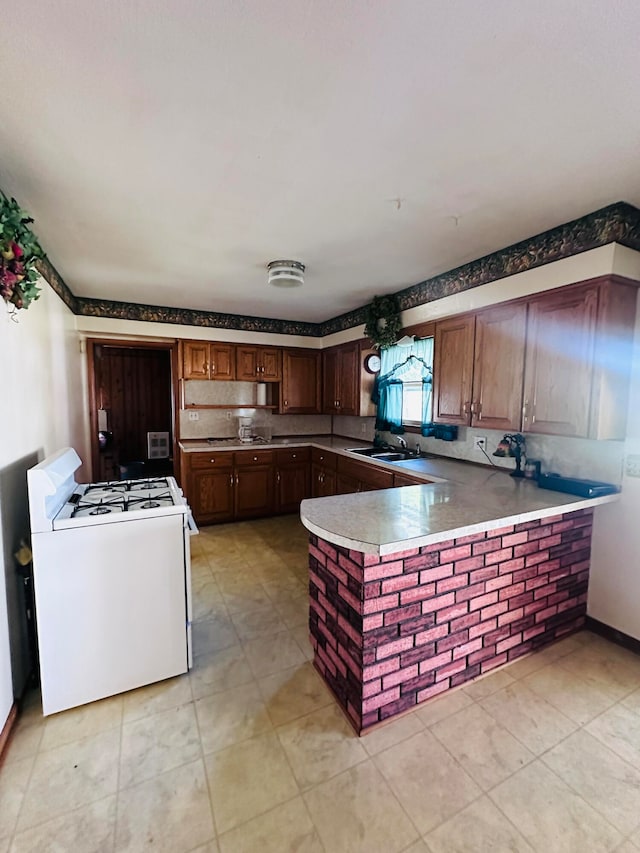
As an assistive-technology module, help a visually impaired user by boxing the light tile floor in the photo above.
[1,515,640,852]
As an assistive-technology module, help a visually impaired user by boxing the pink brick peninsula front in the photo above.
[300,467,618,734]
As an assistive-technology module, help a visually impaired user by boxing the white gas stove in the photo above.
[27,448,197,715]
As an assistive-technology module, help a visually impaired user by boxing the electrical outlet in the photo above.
[474,435,487,452]
[625,454,640,478]
[226,411,232,420]
[188,411,199,421]
[361,422,367,434]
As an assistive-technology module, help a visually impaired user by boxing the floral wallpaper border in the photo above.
[38,201,640,338]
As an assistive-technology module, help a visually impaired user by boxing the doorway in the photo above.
[87,340,177,482]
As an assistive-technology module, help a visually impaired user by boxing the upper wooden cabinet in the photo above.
[432,315,476,425]
[432,276,638,440]
[523,286,598,438]
[182,341,235,380]
[322,342,359,415]
[523,278,638,439]
[236,346,282,381]
[433,306,526,430]
[472,303,527,432]
[281,349,321,414]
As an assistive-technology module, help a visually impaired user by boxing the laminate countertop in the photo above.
[180,435,619,555]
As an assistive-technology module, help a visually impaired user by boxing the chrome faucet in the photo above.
[395,436,408,449]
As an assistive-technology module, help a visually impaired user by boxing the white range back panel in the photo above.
[27,448,82,533]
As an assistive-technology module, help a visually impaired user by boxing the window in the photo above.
[374,337,433,433]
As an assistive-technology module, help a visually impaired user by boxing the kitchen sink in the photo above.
[347,446,416,462]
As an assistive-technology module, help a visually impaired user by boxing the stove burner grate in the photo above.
[90,506,112,515]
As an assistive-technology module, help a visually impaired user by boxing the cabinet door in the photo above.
[275,462,310,513]
[281,350,321,414]
[189,469,234,524]
[210,344,235,380]
[234,465,274,518]
[234,451,275,518]
[523,287,598,437]
[322,349,340,414]
[260,348,282,381]
[432,315,476,424]
[183,341,210,379]
[236,347,259,380]
[393,472,427,487]
[471,303,527,431]
[312,464,336,497]
[335,472,360,494]
[337,344,359,415]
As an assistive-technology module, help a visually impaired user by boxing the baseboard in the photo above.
[586,616,640,656]
[0,703,18,767]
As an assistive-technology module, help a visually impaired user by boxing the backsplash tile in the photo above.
[378,427,624,485]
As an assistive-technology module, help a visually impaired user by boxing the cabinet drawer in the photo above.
[188,451,234,469]
[311,448,337,470]
[275,447,310,465]
[235,450,274,467]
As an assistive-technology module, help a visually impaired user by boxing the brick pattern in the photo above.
[308,508,593,733]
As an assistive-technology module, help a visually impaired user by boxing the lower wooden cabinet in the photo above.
[311,448,338,497]
[184,452,235,524]
[183,446,430,525]
[235,451,275,519]
[275,448,311,513]
[336,456,394,492]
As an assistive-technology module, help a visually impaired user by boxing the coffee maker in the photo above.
[238,415,254,443]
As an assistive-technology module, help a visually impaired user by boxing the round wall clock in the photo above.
[364,354,381,374]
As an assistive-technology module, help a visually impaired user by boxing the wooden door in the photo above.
[190,469,234,524]
[322,349,340,413]
[260,348,282,381]
[311,464,336,497]
[210,343,235,380]
[182,341,210,379]
[236,347,259,380]
[335,472,360,494]
[523,287,598,437]
[92,345,173,481]
[234,465,274,518]
[275,462,310,513]
[282,350,321,413]
[393,472,426,486]
[234,450,275,518]
[472,303,527,431]
[432,315,476,425]
[337,343,359,415]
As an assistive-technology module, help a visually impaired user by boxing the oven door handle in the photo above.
[186,510,199,535]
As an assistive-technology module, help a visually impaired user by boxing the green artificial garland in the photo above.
[0,193,44,312]
[363,294,402,349]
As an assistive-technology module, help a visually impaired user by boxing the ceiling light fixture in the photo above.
[267,259,305,288]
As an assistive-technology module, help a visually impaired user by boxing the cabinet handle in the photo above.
[211,364,216,375]
[522,399,529,419]
[229,473,233,486]
[284,400,288,407]
[253,456,258,461]
[463,401,470,415]
[210,458,216,463]
[292,453,296,459]
[276,471,280,483]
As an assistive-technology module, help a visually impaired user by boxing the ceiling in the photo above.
[1,1,640,324]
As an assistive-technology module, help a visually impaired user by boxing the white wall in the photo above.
[589,252,640,640]
[0,282,87,731]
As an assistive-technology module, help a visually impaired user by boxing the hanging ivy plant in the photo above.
[363,294,402,349]
[0,193,44,313]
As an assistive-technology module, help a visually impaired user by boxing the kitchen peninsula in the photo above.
[300,460,619,734]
